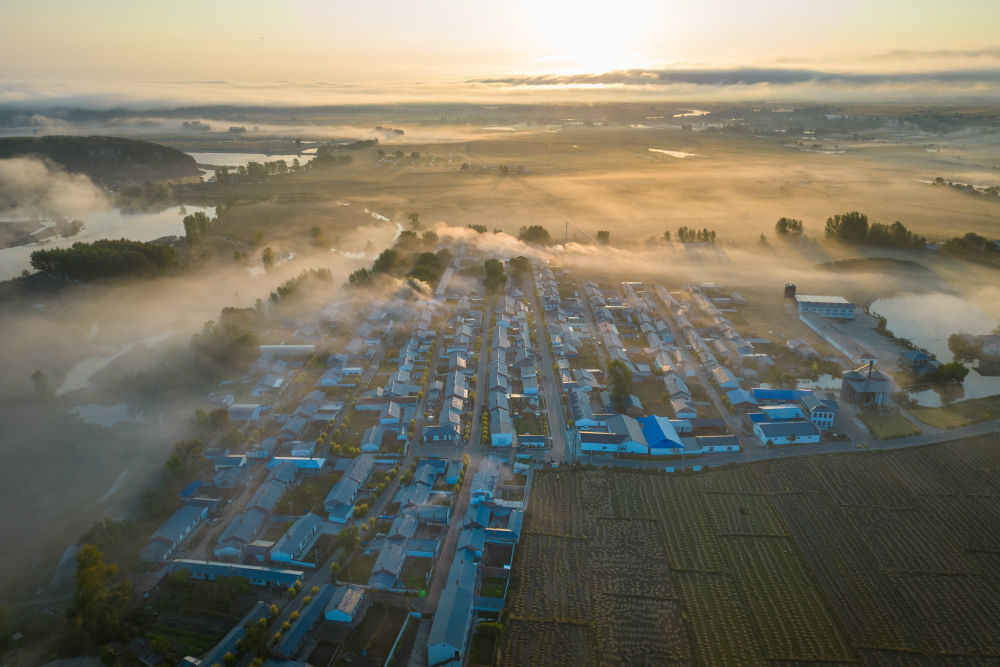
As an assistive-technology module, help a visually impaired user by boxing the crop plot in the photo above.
[675,571,766,665]
[841,506,972,574]
[503,437,1000,665]
[637,475,727,572]
[702,491,787,536]
[523,470,581,537]
[721,534,855,661]
[505,534,591,622]
[893,573,1000,656]
[591,594,691,665]
[500,619,597,667]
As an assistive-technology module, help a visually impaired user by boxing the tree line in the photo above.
[824,212,926,248]
[30,239,176,280]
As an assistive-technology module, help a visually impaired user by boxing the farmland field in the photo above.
[501,435,1000,665]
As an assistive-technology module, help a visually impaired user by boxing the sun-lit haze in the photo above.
[2,0,1000,104]
[3,0,1000,663]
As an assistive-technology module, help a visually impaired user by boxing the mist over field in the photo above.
[1,1,999,663]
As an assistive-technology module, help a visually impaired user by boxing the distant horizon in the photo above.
[3,65,1000,112]
[2,0,999,108]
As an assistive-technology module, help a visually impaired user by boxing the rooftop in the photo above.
[795,295,851,305]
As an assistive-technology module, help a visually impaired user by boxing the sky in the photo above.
[1,0,999,105]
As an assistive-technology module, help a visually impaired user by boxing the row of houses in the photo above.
[424,305,478,444]
[488,293,538,447]
[427,456,525,667]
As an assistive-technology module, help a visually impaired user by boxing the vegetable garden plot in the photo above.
[891,572,1000,656]
[505,534,591,622]
[524,471,582,538]
[588,518,676,598]
[798,455,913,508]
[919,494,1000,552]
[774,497,918,651]
[500,619,598,667]
[576,470,615,519]
[638,476,727,572]
[969,551,1000,589]
[695,465,764,495]
[702,491,788,536]
[721,535,856,662]
[591,594,692,665]
[855,649,937,667]
[610,472,657,519]
[841,506,973,574]
[887,445,996,497]
[675,571,767,665]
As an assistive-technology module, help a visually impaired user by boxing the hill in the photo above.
[0,135,200,183]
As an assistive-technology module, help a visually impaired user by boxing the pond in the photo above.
[870,292,1000,406]
[0,204,214,281]
[187,151,315,168]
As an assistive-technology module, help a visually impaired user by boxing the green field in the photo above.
[910,394,1000,428]
[502,436,1000,664]
[859,412,922,439]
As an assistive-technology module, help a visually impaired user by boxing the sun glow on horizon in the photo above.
[519,1,672,75]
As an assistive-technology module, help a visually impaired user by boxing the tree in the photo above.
[372,248,399,274]
[183,211,212,243]
[261,247,274,267]
[31,369,50,398]
[606,360,632,413]
[66,545,130,646]
[467,224,488,234]
[483,258,506,292]
[408,212,421,230]
[926,361,970,384]
[596,230,610,244]
[759,233,768,244]
[410,151,421,160]
[165,440,206,479]
[774,217,804,238]
[517,224,552,245]
[948,333,981,361]
[347,268,370,287]
[663,230,671,242]
[508,256,530,276]
[825,211,869,243]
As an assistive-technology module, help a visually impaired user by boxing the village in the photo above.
[119,241,955,667]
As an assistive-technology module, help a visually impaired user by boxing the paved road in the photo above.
[524,271,570,464]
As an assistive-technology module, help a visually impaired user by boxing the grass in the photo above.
[631,377,673,415]
[275,472,343,515]
[514,411,545,435]
[571,347,601,370]
[468,625,499,666]
[480,575,508,598]
[859,412,922,439]
[147,624,221,656]
[401,557,432,591]
[340,552,377,584]
[345,602,408,662]
[909,394,1000,429]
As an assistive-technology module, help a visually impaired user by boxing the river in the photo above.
[0,205,214,281]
